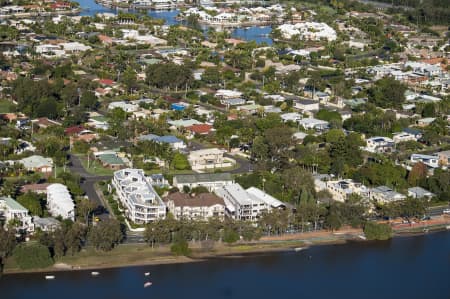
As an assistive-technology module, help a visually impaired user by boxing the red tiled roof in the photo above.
[186,124,212,135]
[98,79,115,86]
[64,125,85,135]
[20,183,51,194]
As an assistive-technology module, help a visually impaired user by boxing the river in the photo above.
[75,0,273,44]
[1,231,450,299]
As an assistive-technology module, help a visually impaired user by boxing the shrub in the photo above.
[170,239,191,256]
[13,243,53,269]
[364,222,393,241]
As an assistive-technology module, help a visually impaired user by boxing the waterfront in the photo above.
[1,231,449,299]
[75,0,273,43]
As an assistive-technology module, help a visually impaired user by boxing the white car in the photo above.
[443,209,450,214]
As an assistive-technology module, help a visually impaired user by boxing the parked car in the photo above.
[443,209,450,214]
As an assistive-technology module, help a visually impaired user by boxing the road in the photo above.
[427,205,450,217]
[68,155,112,220]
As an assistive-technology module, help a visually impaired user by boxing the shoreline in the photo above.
[3,224,449,276]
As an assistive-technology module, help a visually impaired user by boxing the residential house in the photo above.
[164,192,226,221]
[20,155,53,173]
[325,179,369,202]
[295,99,319,112]
[410,154,439,168]
[108,101,140,113]
[392,132,418,144]
[186,124,213,136]
[407,187,435,200]
[138,134,186,150]
[93,151,126,170]
[173,173,234,192]
[298,118,329,131]
[416,117,435,127]
[111,168,166,224]
[47,184,75,221]
[188,148,235,171]
[281,112,302,123]
[215,183,285,221]
[0,196,33,231]
[33,216,60,232]
[364,137,395,153]
[369,186,406,204]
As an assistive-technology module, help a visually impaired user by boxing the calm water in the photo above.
[1,231,450,299]
[75,0,273,43]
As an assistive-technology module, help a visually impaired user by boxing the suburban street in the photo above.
[68,154,112,220]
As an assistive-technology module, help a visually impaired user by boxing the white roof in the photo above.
[246,187,284,208]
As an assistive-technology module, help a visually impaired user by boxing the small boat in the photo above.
[45,275,55,280]
[144,281,153,288]
[91,271,100,276]
[294,247,305,252]
[144,272,150,276]
[446,225,450,230]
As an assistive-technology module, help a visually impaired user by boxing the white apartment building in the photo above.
[325,179,369,202]
[47,184,75,221]
[215,184,285,221]
[164,192,226,221]
[112,168,166,224]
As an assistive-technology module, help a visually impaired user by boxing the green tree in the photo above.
[367,77,406,109]
[222,228,239,244]
[171,153,190,170]
[88,219,123,251]
[17,192,44,217]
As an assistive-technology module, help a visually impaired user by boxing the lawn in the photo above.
[0,100,15,113]
[77,155,115,176]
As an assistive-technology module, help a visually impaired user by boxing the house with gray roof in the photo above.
[407,187,435,200]
[369,186,406,204]
[19,155,53,173]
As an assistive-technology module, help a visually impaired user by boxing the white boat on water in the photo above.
[144,272,150,276]
[45,275,55,280]
[294,247,305,252]
[144,281,153,288]
[446,225,450,230]
[91,271,100,276]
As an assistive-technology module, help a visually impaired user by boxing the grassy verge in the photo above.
[0,100,15,113]
[77,155,115,176]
